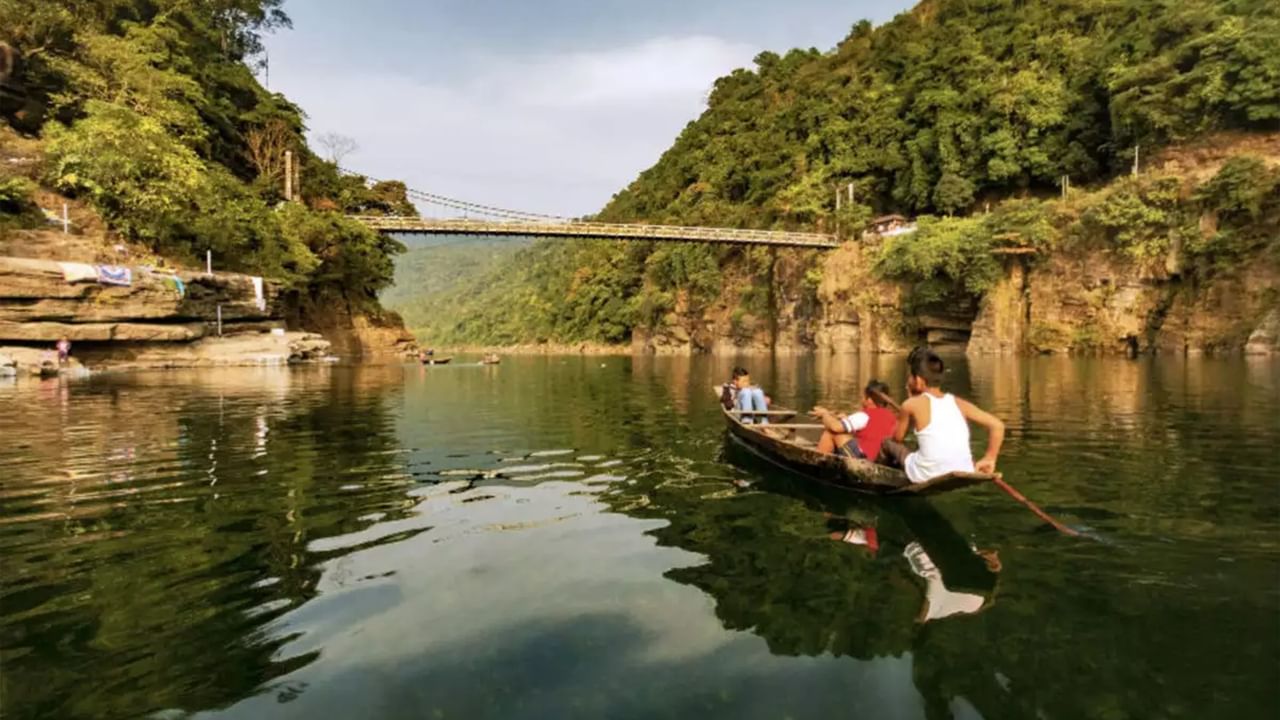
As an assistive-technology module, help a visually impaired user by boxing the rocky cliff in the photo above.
[287,287,418,359]
[967,249,1279,356]
[0,256,332,371]
[630,136,1280,358]
[628,236,1278,357]
[0,256,278,340]
[632,239,989,356]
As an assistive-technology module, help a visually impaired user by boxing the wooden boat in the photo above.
[715,387,994,496]
[421,356,452,365]
[480,354,501,365]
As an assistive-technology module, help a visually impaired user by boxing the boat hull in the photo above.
[718,393,991,496]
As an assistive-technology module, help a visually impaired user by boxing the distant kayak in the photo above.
[421,356,452,365]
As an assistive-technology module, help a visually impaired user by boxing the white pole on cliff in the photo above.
[206,250,212,275]
[217,305,223,337]
[284,150,293,201]
[61,203,69,234]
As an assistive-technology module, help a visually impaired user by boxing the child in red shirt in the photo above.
[812,380,897,461]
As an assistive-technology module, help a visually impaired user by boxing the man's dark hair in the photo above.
[907,346,945,386]
[732,366,749,379]
[864,379,891,407]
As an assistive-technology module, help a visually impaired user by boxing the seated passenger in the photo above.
[812,380,897,460]
[879,347,1005,483]
[733,367,770,424]
[719,366,745,411]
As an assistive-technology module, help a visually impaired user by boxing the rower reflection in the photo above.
[828,514,1000,623]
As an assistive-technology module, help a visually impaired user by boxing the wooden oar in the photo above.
[992,474,1080,537]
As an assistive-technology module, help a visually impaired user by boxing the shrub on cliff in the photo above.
[1079,177,1183,261]
[875,215,999,305]
[0,177,41,230]
[1190,157,1280,267]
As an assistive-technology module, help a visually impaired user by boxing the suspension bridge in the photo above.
[342,172,839,249]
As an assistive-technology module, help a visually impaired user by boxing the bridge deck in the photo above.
[350,216,838,248]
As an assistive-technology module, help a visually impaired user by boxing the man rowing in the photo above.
[879,346,1005,482]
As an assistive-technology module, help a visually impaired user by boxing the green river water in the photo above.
[1,355,1277,719]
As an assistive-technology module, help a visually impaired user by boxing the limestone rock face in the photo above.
[288,289,418,359]
[95,332,332,369]
[0,320,207,342]
[0,257,276,342]
[0,256,348,369]
[967,246,1278,356]
[968,261,1028,355]
[1155,262,1278,355]
[1245,308,1280,355]
[814,241,978,354]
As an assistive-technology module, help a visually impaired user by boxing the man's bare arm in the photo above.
[892,399,915,442]
[956,397,1005,473]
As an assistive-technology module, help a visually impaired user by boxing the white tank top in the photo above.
[905,393,974,483]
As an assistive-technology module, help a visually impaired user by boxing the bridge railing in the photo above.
[348,216,839,248]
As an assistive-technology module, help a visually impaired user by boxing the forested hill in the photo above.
[601,0,1278,228]
[0,1,415,324]
[394,0,1278,348]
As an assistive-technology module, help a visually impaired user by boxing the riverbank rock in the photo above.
[0,256,277,335]
[0,255,341,368]
[0,346,88,376]
[288,289,417,359]
[89,332,332,369]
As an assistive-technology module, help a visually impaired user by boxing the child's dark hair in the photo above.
[731,366,749,380]
[864,379,891,407]
[907,346,945,386]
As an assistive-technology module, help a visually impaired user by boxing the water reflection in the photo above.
[0,356,1276,720]
[0,367,413,720]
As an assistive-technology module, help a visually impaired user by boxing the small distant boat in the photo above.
[480,354,501,365]
[715,387,993,496]
[420,356,452,365]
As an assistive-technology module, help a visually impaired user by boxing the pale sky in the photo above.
[264,1,913,217]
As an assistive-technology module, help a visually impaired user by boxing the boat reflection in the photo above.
[662,437,1004,657]
[829,518,1000,623]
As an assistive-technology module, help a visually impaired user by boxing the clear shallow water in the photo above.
[1,355,1277,720]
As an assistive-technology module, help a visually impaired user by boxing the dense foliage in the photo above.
[875,160,1280,309]
[0,0,410,309]
[392,0,1278,346]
